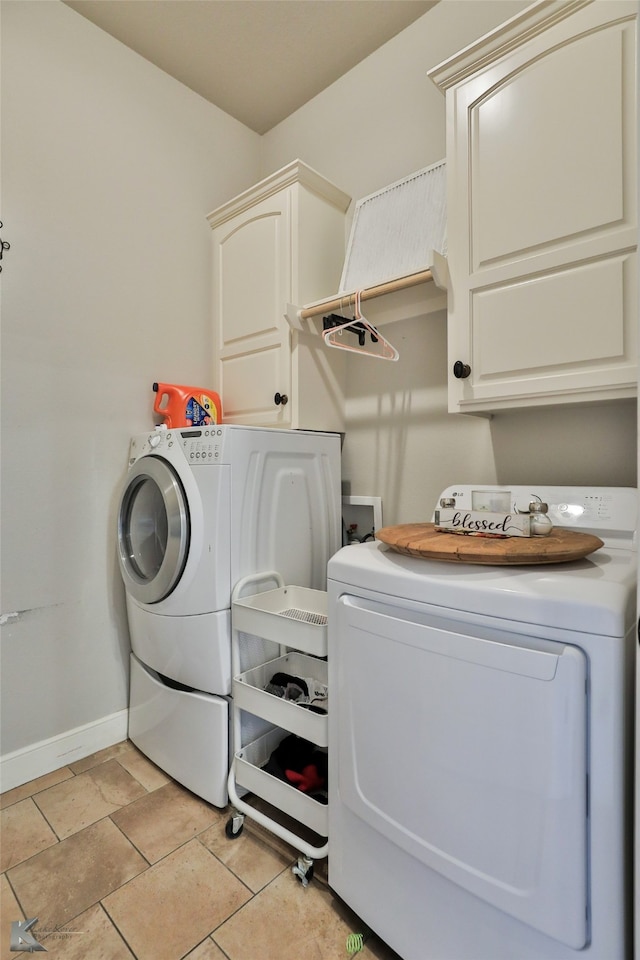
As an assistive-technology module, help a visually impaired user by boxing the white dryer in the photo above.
[117,424,340,806]
[328,485,636,960]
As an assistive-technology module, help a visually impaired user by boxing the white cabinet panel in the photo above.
[209,161,350,430]
[473,254,632,392]
[220,344,290,426]
[218,209,286,346]
[429,0,637,413]
[473,26,625,266]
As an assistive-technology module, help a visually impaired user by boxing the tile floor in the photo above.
[1,741,401,960]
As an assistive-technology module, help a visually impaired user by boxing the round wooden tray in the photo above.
[376,523,604,565]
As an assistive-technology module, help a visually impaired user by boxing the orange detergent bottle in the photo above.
[152,382,223,429]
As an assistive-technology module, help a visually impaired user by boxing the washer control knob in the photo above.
[453,361,471,380]
[149,434,162,448]
[274,392,289,406]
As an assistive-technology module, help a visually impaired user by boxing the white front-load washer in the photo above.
[328,485,636,960]
[117,424,341,805]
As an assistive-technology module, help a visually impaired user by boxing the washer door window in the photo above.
[118,456,189,604]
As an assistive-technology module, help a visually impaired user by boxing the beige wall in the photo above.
[1,0,636,784]
[262,0,637,525]
[0,0,260,771]
[261,1,531,214]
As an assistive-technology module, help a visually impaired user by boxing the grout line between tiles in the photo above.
[107,813,153,868]
[97,899,139,960]
[192,833,257,899]
[208,935,233,960]
[2,746,367,960]
[31,793,65,843]
[205,856,294,940]
[4,867,28,924]
[0,767,75,810]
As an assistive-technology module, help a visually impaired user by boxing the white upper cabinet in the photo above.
[429,0,638,414]
[207,161,351,430]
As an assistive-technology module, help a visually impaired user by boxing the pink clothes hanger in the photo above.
[322,290,399,361]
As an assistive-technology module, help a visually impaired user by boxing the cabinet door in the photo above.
[212,192,292,426]
[446,2,637,413]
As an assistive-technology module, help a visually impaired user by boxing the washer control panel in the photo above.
[174,427,224,461]
[130,427,226,464]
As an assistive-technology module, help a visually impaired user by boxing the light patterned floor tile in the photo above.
[185,938,228,960]
[0,767,74,810]
[115,748,170,793]
[1,872,24,960]
[213,869,401,960]
[198,815,292,893]
[33,760,147,840]
[1,798,58,872]
[1,743,393,960]
[103,839,252,960]
[213,868,356,960]
[38,904,135,959]
[111,780,220,864]
[68,741,139,775]
[7,817,147,932]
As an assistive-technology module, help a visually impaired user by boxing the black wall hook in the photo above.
[322,313,378,348]
[0,222,10,273]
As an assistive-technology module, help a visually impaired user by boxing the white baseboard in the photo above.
[0,710,129,793]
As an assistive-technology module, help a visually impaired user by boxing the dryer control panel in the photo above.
[437,484,637,545]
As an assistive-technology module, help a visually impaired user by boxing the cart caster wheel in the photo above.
[292,857,314,887]
[225,814,244,839]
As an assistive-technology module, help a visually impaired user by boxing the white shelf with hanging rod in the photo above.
[286,162,449,359]
[285,250,448,333]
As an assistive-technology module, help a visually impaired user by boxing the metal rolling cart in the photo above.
[226,571,329,886]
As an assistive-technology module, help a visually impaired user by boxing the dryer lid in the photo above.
[329,483,638,638]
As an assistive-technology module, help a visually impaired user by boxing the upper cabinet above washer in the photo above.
[207,161,350,431]
[429,0,638,415]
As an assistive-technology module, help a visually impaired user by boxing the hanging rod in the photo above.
[285,251,449,331]
[299,269,434,320]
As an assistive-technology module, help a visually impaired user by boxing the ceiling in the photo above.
[63,0,438,134]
